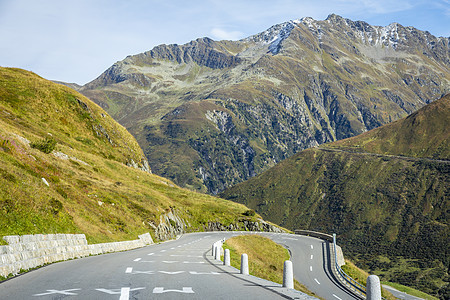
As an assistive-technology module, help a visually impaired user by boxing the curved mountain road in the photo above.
[0,232,358,299]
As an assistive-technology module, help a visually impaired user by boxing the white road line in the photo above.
[162,261,178,264]
[314,278,320,285]
[133,258,142,262]
[189,271,220,275]
[183,261,205,264]
[310,266,313,272]
[153,287,194,294]
[332,294,342,300]
[159,271,184,275]
[119,287,130,300]
[160,250,166,252]
[171,247,175,250]
[310,254,313,260]
[148,253,154,256]
[125,267,133,274]
[310,245,314,250]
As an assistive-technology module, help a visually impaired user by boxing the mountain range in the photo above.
[221,94,449,297]
[80,14,450,194]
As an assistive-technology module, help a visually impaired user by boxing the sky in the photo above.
[0,0,449,85]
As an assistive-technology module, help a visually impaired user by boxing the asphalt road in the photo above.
[0,232,358,299]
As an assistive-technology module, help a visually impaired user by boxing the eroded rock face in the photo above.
[81,14,449,194]
[154,210,284,241]
[155,209,186,241]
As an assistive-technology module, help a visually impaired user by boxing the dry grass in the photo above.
[0,67,258,244]
[223,235,320,298]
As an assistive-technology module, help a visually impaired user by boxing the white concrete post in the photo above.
[215,245,221,261]
[240,253,249,275]
[366,275,382,300]
[224,249,230,266]
[283,260,294,289]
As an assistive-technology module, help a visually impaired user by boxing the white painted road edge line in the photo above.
[310,266,313,272]
[119,287,130,300]
[314,278,321,285]
[310,254,313,260]
[133,258,142,262]
[310,244,314,249]
[125,267,133,274]
[333,294,342,300]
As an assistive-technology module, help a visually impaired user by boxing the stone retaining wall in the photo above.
[0,233,153,278]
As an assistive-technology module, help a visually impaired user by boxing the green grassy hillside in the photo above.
[0,67,265,244]
[328,94,450,159]
[221,95,449,297]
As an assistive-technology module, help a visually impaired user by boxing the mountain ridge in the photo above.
[220,94,449,296]
[80,14,450,194]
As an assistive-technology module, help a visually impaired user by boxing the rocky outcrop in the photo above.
[155,209,187,241]
[81,14,449,194]
[154,209,284,241]
[207,219,284,233]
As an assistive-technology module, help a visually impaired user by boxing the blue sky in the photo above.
[0,0,448,85]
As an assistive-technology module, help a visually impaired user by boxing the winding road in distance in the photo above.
[0,232,360,299]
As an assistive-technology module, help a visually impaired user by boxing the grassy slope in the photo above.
[221,95,449,296]
[328,94,450,159]
[223,235,318,297]
[0,67,259,244]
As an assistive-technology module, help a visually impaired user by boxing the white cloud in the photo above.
[210,28,245,41]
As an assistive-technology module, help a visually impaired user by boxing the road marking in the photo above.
[177,245,182,247]
[170,254,202,258]
[183,261,205,264]
[310,245,313,250]
[332,294,342,300]
[33,289,81,296]
[148,252,154,256]
[162,260,178,263]
[171,247,175,250]
[310,254,313,260]
[125,267,133,273]
[159,271,185,275]
[133,271,155,274]
[160,250,166,252]
[153,287,194,294]
[310,266,313,272]
[314,278,321,285]
[139,260,155,263]
[96,287,145,295]
[285,237,298,240]
[134,258,142,262]
[119,287,130,300]
[189,271,220,275]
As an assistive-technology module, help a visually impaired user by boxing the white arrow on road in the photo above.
[96,287,145,295]
[153,287,194,294]
[33,289,81,296]
[189,271,220,275]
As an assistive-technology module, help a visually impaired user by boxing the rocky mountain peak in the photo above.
[81,15,449,194]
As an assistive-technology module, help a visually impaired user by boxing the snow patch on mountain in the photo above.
[244,21,297,54]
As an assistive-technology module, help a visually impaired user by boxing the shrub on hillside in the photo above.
[30,137,57,154]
